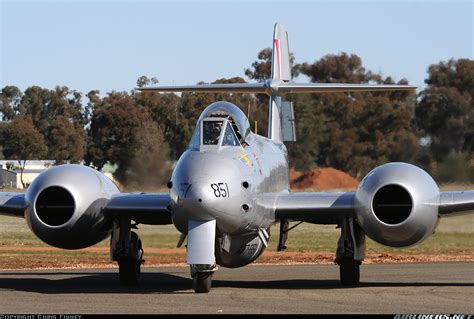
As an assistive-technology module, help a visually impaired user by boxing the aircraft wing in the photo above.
[0,192,26,217]
[105,193,172,225]
[439,190,474,216]
[256,190,474,224]
[0,191,172,225]
[255,192,355,224]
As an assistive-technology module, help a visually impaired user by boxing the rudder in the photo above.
[271,23,291,82]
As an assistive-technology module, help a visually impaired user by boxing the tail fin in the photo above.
[271,23,291,82]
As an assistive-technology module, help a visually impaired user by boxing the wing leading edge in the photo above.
[439,190,474,216]
[255,191,355,224]
[0,191,172,225]
[105,193,172,225]
[257,190,474,224]
[0,192,26,217]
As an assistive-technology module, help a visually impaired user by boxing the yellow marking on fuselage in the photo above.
[239,152,253,167]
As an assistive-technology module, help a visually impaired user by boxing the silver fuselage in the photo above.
[170,130,288,236]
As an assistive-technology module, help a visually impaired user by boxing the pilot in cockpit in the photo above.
[202,118,240,147]
[203,120,223,145]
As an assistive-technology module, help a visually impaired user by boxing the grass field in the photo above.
[0,213,472,255]
[0,184,472,268]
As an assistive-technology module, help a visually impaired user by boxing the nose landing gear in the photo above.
[191,264,217,293]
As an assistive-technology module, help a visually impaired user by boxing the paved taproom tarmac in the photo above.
[0,263,473,314]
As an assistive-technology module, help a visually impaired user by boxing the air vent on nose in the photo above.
[372,184,412,225]
[35,186,75,226]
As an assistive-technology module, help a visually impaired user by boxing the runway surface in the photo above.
[0,262,473,314]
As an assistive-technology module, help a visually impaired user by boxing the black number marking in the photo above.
[211,183,220,197]
[210,182,229,198]
[218,182,226,197]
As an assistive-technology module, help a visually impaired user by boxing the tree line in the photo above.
[1,50,473,188]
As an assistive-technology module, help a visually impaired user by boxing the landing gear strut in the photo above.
[336,218,365,287]
[111,218,144,286]
[190,264,217,293]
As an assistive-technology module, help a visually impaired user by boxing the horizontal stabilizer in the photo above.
[139,81,416,96]
[275,83,417,94]
[138,83,268,94]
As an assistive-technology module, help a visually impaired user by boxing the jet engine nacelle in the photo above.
[25,165,120,249]
[354,162,440,247]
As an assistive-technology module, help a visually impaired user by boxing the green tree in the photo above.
[134,76,181,160]
[125,121,172,189]
[86,91,169,185]
[136,75,159,88]
[416,59,474,160]
[0,86,23,121]
[3,85,88,164]
[1,116,48,188]
[298,53,418,178]
[46,115,85,164]
[286,93,325,170]
[245,48,299,81]
[20,86,86,134]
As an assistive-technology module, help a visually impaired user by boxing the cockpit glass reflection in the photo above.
[203,120,223,145]
[222,122,240,146]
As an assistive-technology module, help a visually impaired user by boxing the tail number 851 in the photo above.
[210,183,229,198]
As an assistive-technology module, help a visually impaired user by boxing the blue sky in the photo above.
[1,0,472,96]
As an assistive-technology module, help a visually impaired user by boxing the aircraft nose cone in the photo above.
[181,182,218,220]
[171,151,247,231]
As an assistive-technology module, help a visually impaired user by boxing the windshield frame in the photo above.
[199,117,242,151]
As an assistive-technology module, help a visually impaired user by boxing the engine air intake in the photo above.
[372,184,412,225]
[35,186,75,226]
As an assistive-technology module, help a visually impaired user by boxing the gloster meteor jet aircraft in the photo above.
[1,24,473,293]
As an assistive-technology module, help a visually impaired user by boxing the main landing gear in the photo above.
[190,264,217,293]
[336,218,365,287]
[338,257,360,286]
[110,218,144,285]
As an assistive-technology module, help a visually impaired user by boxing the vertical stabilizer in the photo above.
[268,23,290,141]
[271,23,291,82]
[268,95,283,141]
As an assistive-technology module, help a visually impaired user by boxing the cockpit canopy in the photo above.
[202,118,240,147]
[188,101,251,150]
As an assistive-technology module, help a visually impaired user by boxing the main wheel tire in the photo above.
[118,258,141,286]
[339,258,360,286]
[193,272,213,293]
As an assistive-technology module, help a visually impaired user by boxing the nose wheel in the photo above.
[193,272,213,293]
[191,264,217,293]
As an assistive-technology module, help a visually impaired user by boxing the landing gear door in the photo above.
[281,101,296,142]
